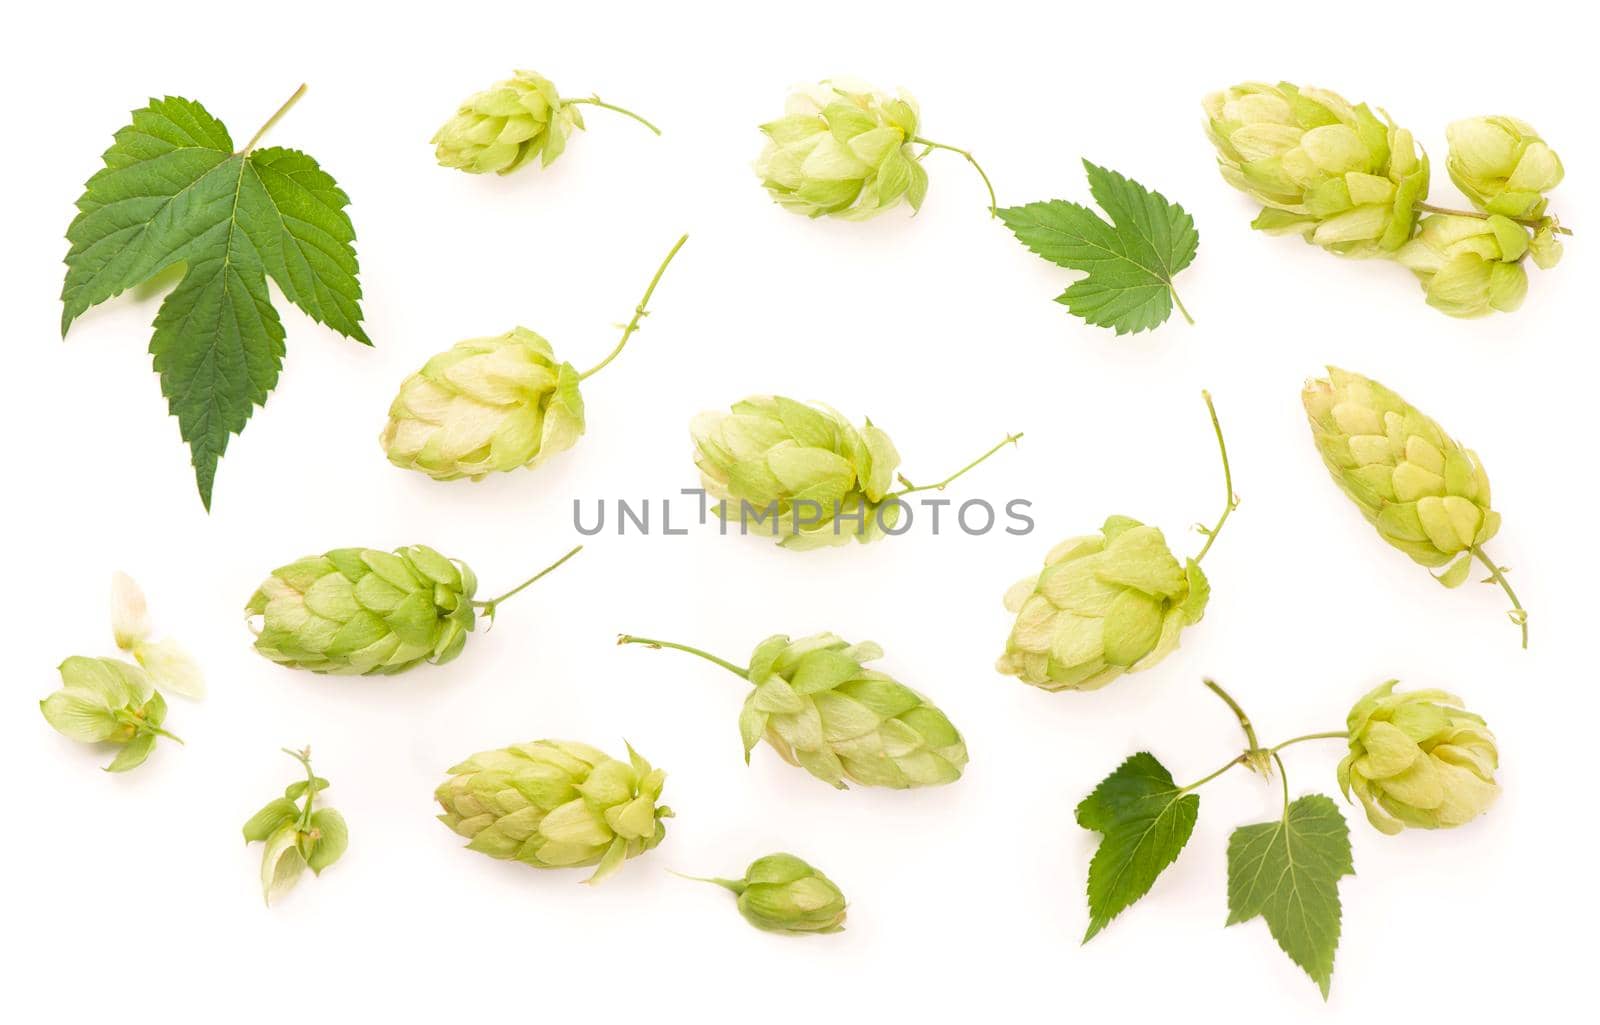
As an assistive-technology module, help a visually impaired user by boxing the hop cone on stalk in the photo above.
[1202,82,1428,255]
[755,78,995,219]
[435,740,671,884]
[1338,681,1498,835]
[383,236,687,481]
[1445,116,1564,221]
[244,544,581,675]
[40,656,181,772]
[243,747,349,905]
[1302,367,1526,646]
[432,70,660,175]
[682,853,847,935]
[620,632,967,789]
[1394,214,1531,317]
[998,393,1233,691]
[692,396,1019,550]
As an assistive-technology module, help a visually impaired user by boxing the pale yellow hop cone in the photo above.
[1338,681,1498,835]
[1396,214,1530,317]
[435,740,671,884]
[1446,116,1564,221]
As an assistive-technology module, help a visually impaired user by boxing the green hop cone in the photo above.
[243,747,348,906]
[1446,116,1564,221]
[687,853,847,935]
[1337,681,1498,835]
[1202,82,1428,255]
[998,393,1233,692]
[435,740,671,884]
[1302,367,1527,645]
[620,632,967,789]
[40,656,181,772]
[244,544,581,675]
[1396,214,1530,317]
[432,70,659,176]
[692,396,1019,550]
[755,79,995,220]
[382,236,687,482]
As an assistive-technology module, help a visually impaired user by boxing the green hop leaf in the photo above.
[997,160,1198,334]
[1226,794,1354,999]
[60,87,369,510]
[1075,752,1199,941]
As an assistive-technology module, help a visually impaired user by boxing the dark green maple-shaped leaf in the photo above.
[997,160,1198,335]
[1075,752,1199,941]
[61,90,368,509]
[1226,794,1354,999]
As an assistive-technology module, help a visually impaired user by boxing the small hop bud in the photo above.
[690,853,848,935]
[1446,116,1564,220]
[1338,682,1499,834]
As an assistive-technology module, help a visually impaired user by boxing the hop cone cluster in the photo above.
[1338,681,1499,834]
[692,396,901,549]
[435,740,671,884]
[40,656,178,772]
[246,545,480,675]
[697,853,847,935]
[432,70,582,175]
[755,80,928,220]
[382,327,585,481]
[1203,82,1427,255]
[998,517,1209,691]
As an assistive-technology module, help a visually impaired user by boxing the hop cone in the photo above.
[435,740,671,884]
[998,517,1209,692]
[697,853,847,935]
[1338,681,1498,835]
[1446,116,1564,221]
[382,327,585,482]
[432,70,582,175]
[692,396,901,549]
[755,80,928,220]
[1203,82,1428,255]
[40,656,177,772]
[245,545,480,675]
[1395,214,1531,317]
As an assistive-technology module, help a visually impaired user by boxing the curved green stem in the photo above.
[1202,678,1260,754]
[1271,731,1348,753]
[1193,391,1237,563]
[911,136,997,216]
[283,747,318,828]
[563,96,662,136]
[669,869,745,894]
[580,235,689,380]
[1170,288,1195,326]
[1271,752,1290,815]
[1416,202,1573,236]
[474,545,583,617]
[241,84,307,155]
[1470,545,1529,649]
[892,433,1022,497]
[1179,754,1244,794]
[617,635,749,680]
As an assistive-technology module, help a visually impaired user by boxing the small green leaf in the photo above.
[998,160,1198,334]
[1075,752,1199,941]
[1226,794,1354,999]
[304,808,349,875]
[284,777,330,800]
[243,798,300,844]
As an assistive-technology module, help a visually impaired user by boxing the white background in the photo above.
[6,0,1594,1019]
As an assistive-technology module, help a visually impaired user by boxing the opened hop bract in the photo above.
[756,79,995,219]
[436,740,671,884]
[111,573,204,699]
[243,747,349,905]
[999,393,1233,691]
[432,69,659,175]
[1338,681,1498,835]
[245,544,581,675]
[382,236,686,481]
[1302,367,1526,645]
[692,396,1019,549]
[40,656,181,772]
[684,853,847,935]
[620,632,967,789]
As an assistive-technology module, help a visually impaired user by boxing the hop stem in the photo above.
[1270,752,1290,816]
[1193,391,1237,563]
[893,432,1022,497]
[669,869,746,894]
[911,136,997,216]
[475,545,584,618]
[1270,731,1348,752]
[1471,545,1529,649]
[617,635,749,680]
[240,84,307,155]
[283,746,318,829]
[1202,678,1261,756]
[562,96,662,136]
[1417,202,1573,236]
[580,235,690,380]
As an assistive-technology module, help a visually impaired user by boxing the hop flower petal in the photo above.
[435,740,671,883]
[1337,681,1499,834]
